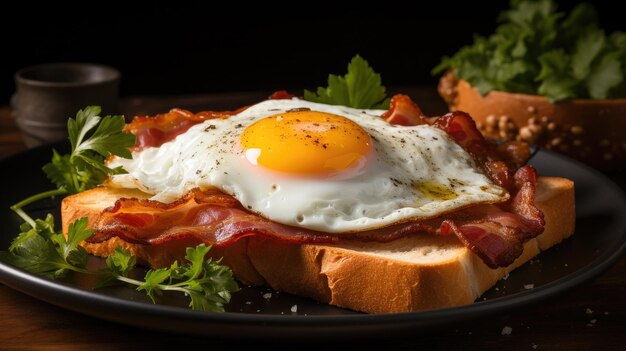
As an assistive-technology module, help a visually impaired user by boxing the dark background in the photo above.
[1,1,623,105]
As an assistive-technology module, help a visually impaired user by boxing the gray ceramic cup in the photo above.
[12,63,120,147]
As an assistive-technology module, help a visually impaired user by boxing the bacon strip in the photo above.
[89,166,542,268]
[268,90,295,100]
[93,95,545,269]
[127,108,243,151]
[89,189,337,247]
[88,189,436,248]
[440,165,544,267]
[127,91,295,151]
[381,94,427,126]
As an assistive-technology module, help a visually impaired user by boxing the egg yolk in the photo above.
[241,110,373,175]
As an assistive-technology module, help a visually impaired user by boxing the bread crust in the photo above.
[61,177,574,313]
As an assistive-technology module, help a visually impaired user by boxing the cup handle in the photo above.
[10,93,18,120]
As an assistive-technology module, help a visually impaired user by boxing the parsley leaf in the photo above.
[1,214,239,312]
[138,268,171,303]
[106,246,136,277]
[434,0,626,101]
[304,55,390,109]
[571,29,605,80]
[587,53,623,99]
[43,106,135,194]
[134,245,239,312]
[50,217,92,267]
[0,214,89,278]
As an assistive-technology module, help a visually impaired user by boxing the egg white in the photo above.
[108,99,508,233]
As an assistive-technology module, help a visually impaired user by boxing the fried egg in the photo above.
[108,99,508,233]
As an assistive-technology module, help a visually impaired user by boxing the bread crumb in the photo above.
[501,326,513,335]
[291,304,298,313]
[524,284,534,289]
[263,293,272,299]
[586,308,593,315]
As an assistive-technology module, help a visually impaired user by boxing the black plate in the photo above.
[1,144,625,340]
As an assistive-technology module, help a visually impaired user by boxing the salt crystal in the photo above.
[524,284,534,289]
[263,293,272,299]
[501,326,513,335]
[586,308,593,315]
[291,304,298,313]
[532,343,538,349]
[590,319,597,324]
[503,273,510,280]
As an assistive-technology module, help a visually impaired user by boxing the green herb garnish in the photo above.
[43,106,135,194]
[304,54,390,109]
[433,0,626,101]
[1,106,238,312]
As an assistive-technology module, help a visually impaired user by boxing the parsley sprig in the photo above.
[0,215,91,278]
[2,106,239,312]
[43,106,134,194]
[304,54,390,109]
[11,106,135,227]
[112,245,238,311]
[434,0,626,101]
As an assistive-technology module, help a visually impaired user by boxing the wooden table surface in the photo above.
[1,90,625,350]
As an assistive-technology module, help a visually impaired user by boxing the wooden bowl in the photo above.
[438,73,626,170]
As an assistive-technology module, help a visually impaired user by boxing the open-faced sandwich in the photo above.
[5,56,575,314]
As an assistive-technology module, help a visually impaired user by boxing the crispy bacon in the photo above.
[382,94,427,126]
[88,189,437,248]
[127,108,242,151]
[89,189,338,247]
[432,110,489,158]
[440,165,544,267]
[89,167,543,268]
[268,90,295,100]
[94,95,545,269]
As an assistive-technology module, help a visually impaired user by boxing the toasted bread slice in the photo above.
[61,177,574,313]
